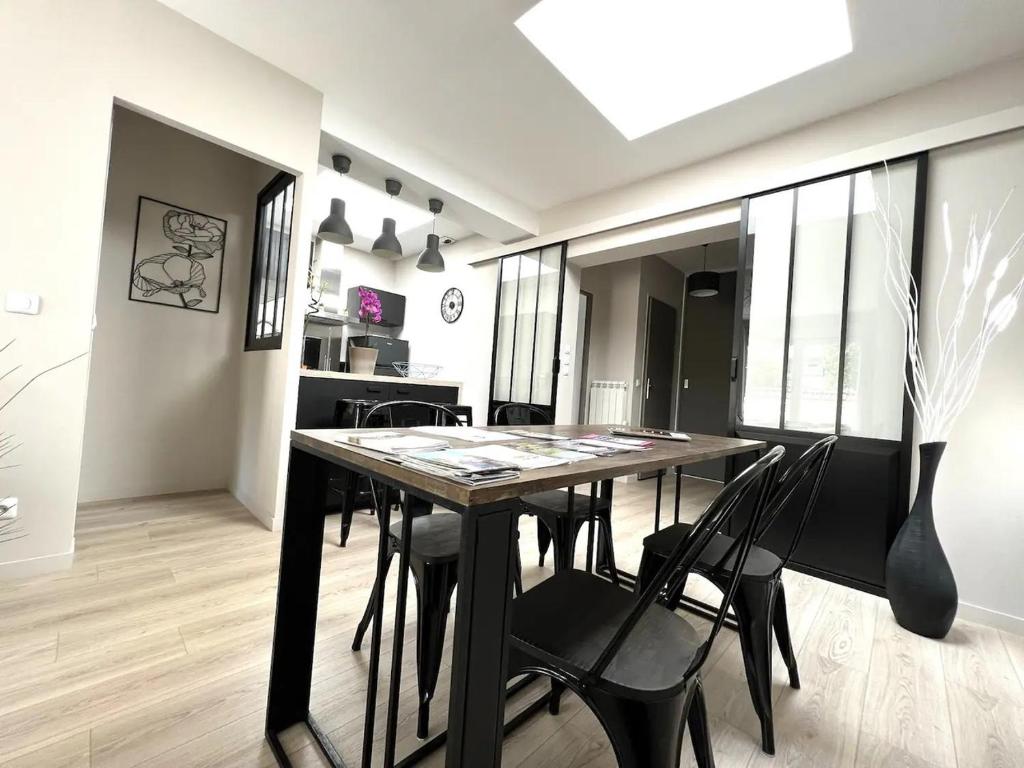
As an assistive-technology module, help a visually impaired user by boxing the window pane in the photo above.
[741,189,794,427]
[842,163,916,438]
[273,183,293,334]
[530,245,562,406]
[256,196,274,339]
[784,176,850,432]
[511,250,539,403]
[493,255,520,402]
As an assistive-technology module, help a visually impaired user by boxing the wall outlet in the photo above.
[0,497,17,520]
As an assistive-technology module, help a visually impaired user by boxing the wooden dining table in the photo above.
[264,424,766,768]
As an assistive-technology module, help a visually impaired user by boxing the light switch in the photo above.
[5,292,41,315]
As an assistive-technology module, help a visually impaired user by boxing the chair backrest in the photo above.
[360,400,463,429]
[754,435,838,570]
[492,402,552,426]
[585,445,785,687]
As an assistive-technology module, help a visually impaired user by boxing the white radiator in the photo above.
[586,380,629,425]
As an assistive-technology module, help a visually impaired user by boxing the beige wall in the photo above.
[579,260,642,421]
[78,108,272,503]
[0,0,321,572]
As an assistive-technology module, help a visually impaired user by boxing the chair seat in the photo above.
[521,490,611,519]
[510,570,701,700]
[643,523,782,581]
[388,513,461,564]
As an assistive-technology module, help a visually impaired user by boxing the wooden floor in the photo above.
[1,479,1022,767]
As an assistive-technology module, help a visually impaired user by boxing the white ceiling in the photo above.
[160,0,1024,218]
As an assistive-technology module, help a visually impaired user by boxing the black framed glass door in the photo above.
[488,243,567,424]
[729,155,928,594]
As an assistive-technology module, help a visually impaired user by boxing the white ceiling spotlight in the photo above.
[516,0,853,140]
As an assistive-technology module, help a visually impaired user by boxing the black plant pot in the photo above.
[885,442,958,639]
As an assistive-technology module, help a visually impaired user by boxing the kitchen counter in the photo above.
[299,369,462,390]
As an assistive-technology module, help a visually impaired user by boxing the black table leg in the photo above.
[266,447,329,739]
[445,503,517,768]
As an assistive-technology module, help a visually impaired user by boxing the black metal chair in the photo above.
[637,435,838,754]
[507,446,785,768]
[493,402,618,577]
[350,400,522,740]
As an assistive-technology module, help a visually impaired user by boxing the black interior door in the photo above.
[641,298,677,429]
[678,271,737,480]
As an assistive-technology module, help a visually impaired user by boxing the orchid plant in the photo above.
[356,287,383,344]
[875,173,1024,443]
[0,340,88,544]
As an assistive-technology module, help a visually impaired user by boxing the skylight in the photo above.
[314,167,433,241]
[516,0,853,140]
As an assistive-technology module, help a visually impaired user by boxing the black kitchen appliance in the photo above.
[346,335,409,377]
[346,285,406,327]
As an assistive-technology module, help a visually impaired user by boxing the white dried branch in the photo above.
[874,169,1023,442]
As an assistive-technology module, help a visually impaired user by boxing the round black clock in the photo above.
[441,287,464,323]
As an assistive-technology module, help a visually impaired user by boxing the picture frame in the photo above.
[128,196,227,313]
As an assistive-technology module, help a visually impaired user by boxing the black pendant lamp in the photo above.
[688,243,720,298]
[416,198,446,273]
[371,178,404,258]
[316,155,354,245]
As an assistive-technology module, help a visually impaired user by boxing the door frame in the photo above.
[576,290,593,424]
[487,242,568,424]
[639,295,678,429]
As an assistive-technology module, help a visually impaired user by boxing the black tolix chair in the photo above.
[506,445,785,768]
[637,434,838,754]
[350,400,523,741]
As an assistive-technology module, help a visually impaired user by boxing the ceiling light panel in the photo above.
[516,0,852,140]
[314,168,433,240]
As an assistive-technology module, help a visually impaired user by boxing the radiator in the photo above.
[586,380,629,425]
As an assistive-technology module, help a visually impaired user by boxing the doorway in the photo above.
[678,271,737,480]
[640,297,677,429]
[575,290,593,423]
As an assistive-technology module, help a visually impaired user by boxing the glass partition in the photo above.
[738,158,920,439]
[489,244,567,421]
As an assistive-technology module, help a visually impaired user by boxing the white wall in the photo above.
[921,129,1024,630]
[78,108,271,503]
[393,236,499,426]
[0,0,322,569]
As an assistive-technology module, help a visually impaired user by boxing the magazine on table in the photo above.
[501,429,565,441]
[582,433,653,449]
[335,433,449,454]
[457,444,570,470]
[515,442,596,463]
[411,425,522,442]
[399,456,519,486]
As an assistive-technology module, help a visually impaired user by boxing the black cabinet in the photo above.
[295,375,460,430]
[347,286,406,328]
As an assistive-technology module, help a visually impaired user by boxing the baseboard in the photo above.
[958,601,1024,636]
[230,490,279,532]
[0,542,75,580]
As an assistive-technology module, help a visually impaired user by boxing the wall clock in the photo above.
[441,287,464,323]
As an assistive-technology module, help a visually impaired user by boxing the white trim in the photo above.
[958,601,1024,636]
[0,543,75,581]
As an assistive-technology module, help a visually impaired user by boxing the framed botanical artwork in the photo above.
[129,196,227,312]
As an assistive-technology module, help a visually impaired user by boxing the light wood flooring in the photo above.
[1,479,1022,767]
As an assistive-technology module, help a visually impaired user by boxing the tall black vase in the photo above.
[885,441,958,639]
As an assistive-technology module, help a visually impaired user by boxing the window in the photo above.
[738,157,922,438]
[246,172,296,350]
